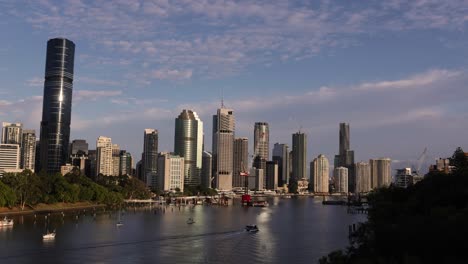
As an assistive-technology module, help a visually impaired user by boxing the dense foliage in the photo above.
[320,148,468,263]
[0,168,151,210]
[288,177,298,194]
[183,185,218,196]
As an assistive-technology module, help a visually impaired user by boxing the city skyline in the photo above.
[0,1,467,172]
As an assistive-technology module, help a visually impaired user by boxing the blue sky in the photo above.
[0,0,468,172]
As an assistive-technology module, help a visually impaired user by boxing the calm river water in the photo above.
[0,197,365,264]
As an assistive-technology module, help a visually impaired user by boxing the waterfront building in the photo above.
[96,136,113,176]
[310,154,329,193]
[355,161,371,193]
[157,152,185,193]
[370,158,392,188]
[201,151,212,188]
[395,168,413,188]
[174,110,203,186]
[39,38,75,173]
[266,161,278,190]
[248,167,264,191]
[0,144,20,177]
[143,129,158,187]
[253,122,269,161]
[292,131,307,180]
[21,130,36,171]
[212,107,235,190]
[334,166,348,193]
[273,143,290,186]
[233,137,249,188]
[2,122,22,145]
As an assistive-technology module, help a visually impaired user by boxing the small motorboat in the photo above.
[0,217,13,227]
[187,218,195,224]
[245,225,259,233]
[43,230,56,240]
[116,221,124,227]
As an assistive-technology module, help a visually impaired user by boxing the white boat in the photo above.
[116,209,124,227]
[0,217,13,227]
[187,218,195,224]
[245,225,259,233]
[43,230,56,240]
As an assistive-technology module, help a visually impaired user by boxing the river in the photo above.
[0,197,365,264]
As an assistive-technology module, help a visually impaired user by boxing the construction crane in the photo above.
[416,147,427,176]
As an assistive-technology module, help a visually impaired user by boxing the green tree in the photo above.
[449,147,468,173]
[288,177,298,194]
[121,176,151,199]
[1,170,41,210]
[0,181,17,208]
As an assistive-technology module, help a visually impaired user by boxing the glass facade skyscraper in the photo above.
[174,109,203,187]
[39,38,75,173]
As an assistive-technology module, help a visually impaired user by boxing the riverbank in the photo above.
[0,202,106,216]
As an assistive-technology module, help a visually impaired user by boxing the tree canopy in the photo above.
[320,147,468,264]
[0,169,151,210]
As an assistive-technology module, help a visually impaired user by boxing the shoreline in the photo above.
[0,202,106,216]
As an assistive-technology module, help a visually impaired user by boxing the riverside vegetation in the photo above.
[0,168,151,210]
[319,147,468,263]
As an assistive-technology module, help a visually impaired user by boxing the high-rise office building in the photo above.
[233,137,249,188]
[0,144,21,176]
[119,150,132,176]
[335,123,355,192]
[112,144,120,176]
[96,136,113,176]
[334,166,348,193]
[70,139,88,175]
[143,129,158,187]
[21,130,36,171]
[201,151,212,188]
[272,143,289,186]
[310,154,329,193]
[292,132,307,180]
[87,150,97,178]
[370,158,392,188]
[249,167,264,191]
[355,161,371,193]
[2,122,22,145]
[39,38,75,173]
[71,139,88,155]
[174,110,203,187]
[266,161,278,190]
[157,152,185,192]
[254,122,269,160]
[212,107,235,190]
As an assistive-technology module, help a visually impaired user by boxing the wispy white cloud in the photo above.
[75,89,123,101]
[6,0,467,82]
[26,77,43,87]
[151,69,193,81]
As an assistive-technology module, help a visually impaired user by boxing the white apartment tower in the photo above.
[310,154,329,193]
[96,136,113,176]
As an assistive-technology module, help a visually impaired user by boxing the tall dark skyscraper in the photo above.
[39,38,75,173]
[233,137,249,188]
[335,123,355,192]
[292,132,307,180]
